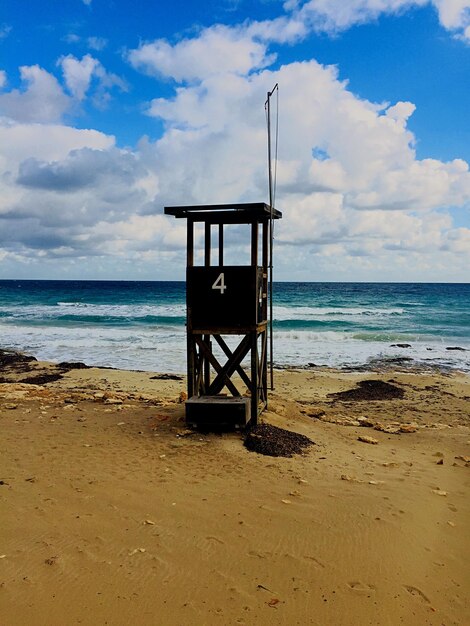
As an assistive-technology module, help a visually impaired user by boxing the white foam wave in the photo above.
[0,323,187,371]
[273,330,470,371]
[1,323,468,373]
[1,302,186,319]
[273,305,404,321]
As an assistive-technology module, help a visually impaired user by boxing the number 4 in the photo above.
[212,272,227,294]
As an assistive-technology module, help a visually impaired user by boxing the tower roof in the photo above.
[164,202,282,223]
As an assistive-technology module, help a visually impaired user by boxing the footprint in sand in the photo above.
[303,555,325,569]
[403,585,430,604]
[248,550,272,559]
[347,582,376,593]
[206,536,225,545]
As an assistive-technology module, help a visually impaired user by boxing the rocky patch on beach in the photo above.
[0,349,90,385]
[305,410,419,433]
[0,350,37,366]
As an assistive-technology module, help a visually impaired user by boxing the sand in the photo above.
[1,354,469,625]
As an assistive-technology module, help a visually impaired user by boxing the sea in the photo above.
[0,280,469,374]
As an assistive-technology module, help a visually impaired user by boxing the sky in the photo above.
[0,0,469,282]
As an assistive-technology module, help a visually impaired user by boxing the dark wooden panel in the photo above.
[187,266,264,330]
[186,396,250,429]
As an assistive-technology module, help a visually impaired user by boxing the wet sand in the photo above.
[1,354,469,625]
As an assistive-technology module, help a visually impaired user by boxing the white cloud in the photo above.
[0,119,114,166]
[58,54,127,105]
[63,33,81,44]
[305,1,469,40]
[249,0,470,43]
[433,0,470,31]
[128,2,470,82]
[59,54,100,100]
[0,58,127,125]
[384,101,416,123]
[63,34,108,50]
[87,36,108,51]
[0,120,115,219]
[0,24,12,39]
[0,70,6,88]
[91,64,128,109]
[291,0,428,33]
[442,226,470,252]
[0,65,72,123]
[1,2,469,279]
[128,25,275,81]
[138,52,470,277]
[0,146,164,268]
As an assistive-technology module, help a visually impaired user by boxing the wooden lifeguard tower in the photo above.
[164,202,282,429]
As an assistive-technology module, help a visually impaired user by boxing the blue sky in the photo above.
[0,0,469,281]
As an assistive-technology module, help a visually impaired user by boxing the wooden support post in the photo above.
[251,331,258,425]
[187,218,194,267]
[204,335,211,390]
[205,222,211,267]
[260,329,268,406]
[187,218,195,397]
[196,345,204,395]
[219,224,224,266]
[251,221,258,267]
[262,221,269,407]
[187,336,195,397]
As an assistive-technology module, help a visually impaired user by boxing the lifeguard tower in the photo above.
[164,202,282,429]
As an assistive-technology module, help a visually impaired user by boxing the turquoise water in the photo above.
[0,280,469,372]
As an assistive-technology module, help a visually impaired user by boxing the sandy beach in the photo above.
[1,352,469,625]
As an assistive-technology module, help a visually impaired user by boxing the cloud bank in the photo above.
[0,0,469,280]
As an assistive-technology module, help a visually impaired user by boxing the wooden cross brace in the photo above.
[193,334,253,397]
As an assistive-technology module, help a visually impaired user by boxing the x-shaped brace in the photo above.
[194,334,252,396]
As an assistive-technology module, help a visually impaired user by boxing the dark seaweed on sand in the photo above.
[244,423,314,458]
[150,373,183,381]
[328,379,405,401]
[20,373,64,385]
[57,362,90,370]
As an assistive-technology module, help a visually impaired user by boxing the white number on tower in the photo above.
[212,272,227,294]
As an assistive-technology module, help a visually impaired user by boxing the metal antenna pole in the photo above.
[265,83,278,390]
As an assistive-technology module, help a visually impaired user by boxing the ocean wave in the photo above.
[1,280,469,373]
[351,332,421,342]
[273,305,404,321]
[1,323,468,373]
[0,302,186,321]
[0,324,187,371]
[274,330,350,342]
[275,319,356,330]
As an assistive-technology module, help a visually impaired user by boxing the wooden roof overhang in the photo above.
[164,203,282,224]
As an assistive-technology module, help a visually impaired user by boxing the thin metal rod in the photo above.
[265,83,278,390]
